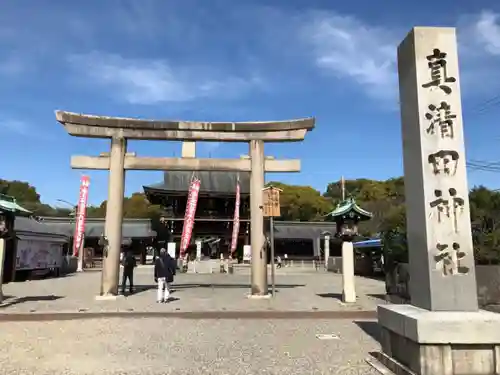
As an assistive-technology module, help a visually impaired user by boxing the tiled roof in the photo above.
[0,194,32,214]
[326,197,373,220]
[38,217,156,239]
[144,171,250,195]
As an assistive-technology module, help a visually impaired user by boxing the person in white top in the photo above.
[154,248,177,303]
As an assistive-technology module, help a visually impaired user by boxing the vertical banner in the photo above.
[230,179,241,256]
[73,175,90,257]
[179,178,201,259]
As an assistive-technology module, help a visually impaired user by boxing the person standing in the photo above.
[154,248,177,303]
[121,250,137,295]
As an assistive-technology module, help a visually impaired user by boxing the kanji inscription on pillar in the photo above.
[429,188,465,233]
[427,150,459,175]
[398,27,477,311]
[425,101,456,138]
[434,242,470,276]
[421,48,457,94]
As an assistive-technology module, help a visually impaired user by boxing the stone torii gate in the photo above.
[56,111,314,299]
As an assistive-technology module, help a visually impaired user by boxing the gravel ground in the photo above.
[0,317,381,375]
[0,270,384,374]
[1,269,387,313]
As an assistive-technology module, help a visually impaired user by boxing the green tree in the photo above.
[469,186,500,264]
[123,193,162,219]
[0,179,41,203]
[86,205,106,218]
[266,181,333,221]
[92,193,163,219]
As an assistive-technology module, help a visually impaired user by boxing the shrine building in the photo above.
[143,170,336,260]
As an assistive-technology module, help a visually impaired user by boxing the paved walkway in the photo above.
[0,271,386,374]
[0,269,387,314]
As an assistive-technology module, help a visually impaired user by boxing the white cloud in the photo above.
[300,11,398,101]
[66,52,262,105]
[455,10,500,98]
[0,118,53,140]
[473,11,500,55]
[299,9,500,103]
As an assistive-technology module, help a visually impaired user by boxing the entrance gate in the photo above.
[56,111,314,297]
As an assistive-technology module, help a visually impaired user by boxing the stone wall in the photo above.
[326,256,373,276]
[386,263,500,307]
[476,265,500,306]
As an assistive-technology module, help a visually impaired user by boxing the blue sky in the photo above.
[2,0,500,207]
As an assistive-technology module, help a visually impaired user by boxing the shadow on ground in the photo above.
[367,294,386,301]
[358,274,385,282]
[0,295,63,308]
[316,293,343,301]
[484,304,500,313]
[0,310,379,322]
[81,269,102,273]
[133,283,305,295]
[317,293,388,304]
[354,320,380,343]
[12,273,76,283]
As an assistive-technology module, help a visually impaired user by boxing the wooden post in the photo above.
[262,186,282,297]
[269,216,275,295]
[341,176,346,201]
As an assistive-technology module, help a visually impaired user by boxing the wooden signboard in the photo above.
[262,186,282,217]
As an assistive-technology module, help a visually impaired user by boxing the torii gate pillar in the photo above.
[101,137,127,296]
[249,140,267,296]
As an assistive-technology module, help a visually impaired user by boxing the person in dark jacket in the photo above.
[154,248,176,303]
[121,250,137,294]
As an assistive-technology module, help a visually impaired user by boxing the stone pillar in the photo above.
[245,223,250,245]
[101,137,127,297]
[376,27,500,375]
[195,240,202,261]
[399,28,477,312]
[313,237,320,257]
[249,140,267,296]
[182,141,196,158]
[341,241,356,303]
[324,235,330,269]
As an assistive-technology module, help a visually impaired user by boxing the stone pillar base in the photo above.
[247,293,272,300]
[375,304,500,375]
[95,294,125,301]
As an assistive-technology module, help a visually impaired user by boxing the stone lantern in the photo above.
[336,210,361,241]
[327,197,372,303]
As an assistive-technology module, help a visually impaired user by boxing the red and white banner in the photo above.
[73,175,90,256]
[179,178,201,258]
[230,179,241,256]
